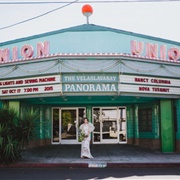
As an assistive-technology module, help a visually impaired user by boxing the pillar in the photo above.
[126,106,134,144]
[86,106,92,123]
[0,101,3,109]
[153,104,160,138]
[160,99,175,152]
[40,105,45,140]
[86,106,92,142]
[175,99,180,151]
[134,104,139,145]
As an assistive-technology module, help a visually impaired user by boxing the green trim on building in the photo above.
[160,100,175,152]
[86,106,92,123]
[126,106,133,139]
[153,104,160,139]
[134,105,139,139]
[44,106,52,139]
[0,101,3,109]
[175,99,180,140]
[40,106,45,139]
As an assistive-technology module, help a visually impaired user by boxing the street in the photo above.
[0,167,180,179]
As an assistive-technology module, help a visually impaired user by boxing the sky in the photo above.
[0,0,180,43]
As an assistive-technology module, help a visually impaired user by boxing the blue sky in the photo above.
[0,0,180,43]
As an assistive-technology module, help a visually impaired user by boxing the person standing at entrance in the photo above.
[79,118,95,159]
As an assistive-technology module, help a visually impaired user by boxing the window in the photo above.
[138,108,152,132]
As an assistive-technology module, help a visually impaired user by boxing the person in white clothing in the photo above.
[79,117,95,159]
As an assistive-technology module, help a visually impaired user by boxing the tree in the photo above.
[0,107,39,164]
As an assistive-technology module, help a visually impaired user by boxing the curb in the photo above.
[1,163,180,168]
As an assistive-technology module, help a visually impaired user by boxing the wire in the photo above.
[0,0,179,31]
[0,0,179,4]
[0,0,79,31]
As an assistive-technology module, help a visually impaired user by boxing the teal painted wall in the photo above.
[39,105,52,140]
[86,106,92,123]
[175,99,180,140]
[39,106,45,139]
[127,103,160,140]
[134,105,139,139]
[0,101,3,109]
[44,106,52,139]
[139,103,160,139]
[127,105,134,139]
[160,100,175,152]
[1,26,180,60]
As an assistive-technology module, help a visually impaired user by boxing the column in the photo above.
[86,106,92,123]
[40,105,45,140]
[0,101,3,109]
[160,99,175,152]
[126,106,134,144]
[134,104,139,145]
[175,99,180,151]
[86,106,92,142]
[153,104,160,138]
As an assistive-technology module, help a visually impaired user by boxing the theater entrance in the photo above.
[52,107,85,144]
[93,107,127,144]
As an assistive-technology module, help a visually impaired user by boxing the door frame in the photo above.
[92,106,127,144]
[60,108,79,144]
[101,107,119,144]
[51,107,86,144]
[51,107,60,144]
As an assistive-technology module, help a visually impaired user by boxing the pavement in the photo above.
[2,144,180,168]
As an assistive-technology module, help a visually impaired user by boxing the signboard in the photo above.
[62,74,118,92]
[0,84,61,96]
[0,75,60,88]
[0,73,179,97]
[1,40,180,63]
[119,75,180,95]
[0,75,61,96]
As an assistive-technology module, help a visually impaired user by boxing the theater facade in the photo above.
[0,24,180,152]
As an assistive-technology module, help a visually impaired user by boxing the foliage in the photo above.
[17,108,39,148]
[78,128,88,142]
[0,107,39,164]
[62,111,73,131]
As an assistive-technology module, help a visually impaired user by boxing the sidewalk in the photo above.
[4,144,180,168]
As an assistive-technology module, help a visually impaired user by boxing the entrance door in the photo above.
[52,107,86,144]
[101,108,118,143]
[60,108,78,144]
[93,107,127,144]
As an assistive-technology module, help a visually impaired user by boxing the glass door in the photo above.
[93,107,127,144]
[93,107,119,144]
[101,108,118,143]
[61,108,78,144]
[52,107,86,144]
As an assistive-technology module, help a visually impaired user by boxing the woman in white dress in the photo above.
[79,118,95,159]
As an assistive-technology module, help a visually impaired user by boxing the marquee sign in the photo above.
[0,84,61,96]
[0,75,60,88]
[119,75,180,95]
[0,73,180,97]
[0,75,61,96]
[62,74,118,92]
